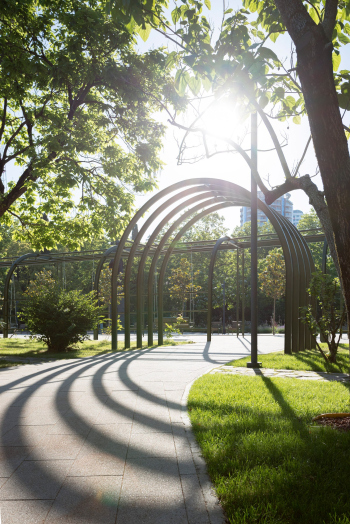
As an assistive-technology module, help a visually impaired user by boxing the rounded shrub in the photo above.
[20,270,104,352]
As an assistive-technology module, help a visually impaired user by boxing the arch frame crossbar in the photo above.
[111,178,316,354]
[3,253,52,338]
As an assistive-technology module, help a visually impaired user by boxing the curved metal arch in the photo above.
[92,245,117,340]
[144,196,231,346]
[207,236,234,342]
[124,186,220,348]
[157,202,234,346]
[112,178,315,354]
[249,203,295,354]
[156,193,294,349]
[111,177,235,349]
[3,253,52,338]
[123,186,220,348]
[277,213,303,352]
[283,215,316,349]
[134,190,224,348]
[156,184,312,353]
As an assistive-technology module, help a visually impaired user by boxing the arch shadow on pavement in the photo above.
[0,334,284,523]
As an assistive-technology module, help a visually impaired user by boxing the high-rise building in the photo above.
[240,191,294,226]
[293,209,303,228]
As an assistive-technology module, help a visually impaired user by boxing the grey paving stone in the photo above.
[26,434,85,460]
[127,432,176,459]
[131,420,173,434]
[0,446,33,477]
[69,448,126,476]
[0,499,53,524]
[116,499,188,524]
[45,475,122,524]
[0,459,73,500]
[45,417,92,437]
[1,425,50,447]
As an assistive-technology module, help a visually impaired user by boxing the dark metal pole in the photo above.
[236,249,239,337]
[222,281,226,334]
[242,249,245,336]
[247,112,261,367]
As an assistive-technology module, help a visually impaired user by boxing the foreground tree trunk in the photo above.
[274,0,350,328]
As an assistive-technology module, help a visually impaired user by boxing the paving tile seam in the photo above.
[115,390,144,524]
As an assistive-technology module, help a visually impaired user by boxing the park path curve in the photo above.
[0,334,284,523]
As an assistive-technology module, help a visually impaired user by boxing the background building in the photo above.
[240,191,294,226]
[293,209,304,227]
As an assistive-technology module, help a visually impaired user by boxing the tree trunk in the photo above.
[274,0,350,341]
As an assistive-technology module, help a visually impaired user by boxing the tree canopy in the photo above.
[0,0,182,249]
[108,0,350,326]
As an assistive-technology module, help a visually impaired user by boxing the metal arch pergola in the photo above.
[110,178,317,355]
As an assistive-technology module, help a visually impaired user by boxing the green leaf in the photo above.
[274,86,285,99]
[171,7,181,24]
[333,51,341,71]
[204,0,211,9]
[338,32,350,45]
[137,23,152,42]
[257,47,278,61]
[175,70,189,96]
[188,75,201,96]
[293,115,301,125]
[337,93,350,110]
[269,31,280,43]
[259,94,269,109]
[165,51,177,68]
[184,54,196,67]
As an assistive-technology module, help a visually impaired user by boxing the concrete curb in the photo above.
[181,369,227,524]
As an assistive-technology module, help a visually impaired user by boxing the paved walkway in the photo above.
[0,333,345,523]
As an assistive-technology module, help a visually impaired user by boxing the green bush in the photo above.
[300,271,346,363]
[20,270,104,352]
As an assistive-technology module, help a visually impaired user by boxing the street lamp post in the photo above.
[247,112,261,368]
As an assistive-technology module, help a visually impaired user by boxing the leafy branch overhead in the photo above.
[0,0,183,248]
[110,0,350,121]
[109,0,350,332]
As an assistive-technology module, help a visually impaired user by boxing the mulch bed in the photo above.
[316,416,350,432]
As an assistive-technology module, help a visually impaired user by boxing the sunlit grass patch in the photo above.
[0,337,191,360]
[188,374,350,524]
[228,344,350,374]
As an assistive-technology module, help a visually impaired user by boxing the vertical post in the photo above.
[242,249,245,336]
[247,112,261,367]
[222,281,226,334]
[236,249,239,337]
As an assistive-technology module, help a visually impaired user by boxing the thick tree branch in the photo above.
[250,99,292,179]
[19,101,33,147]
[0,151,57,216]
[264,176,304,204]
[0,97,7,145]
[273,0,316,46]
[2,121,27,160]
[293,135,312,175]
[322,0,338,40]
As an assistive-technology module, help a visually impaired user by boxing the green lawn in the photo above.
[0,336,189,360]
[189,374,350,524]
[228,344,350,374]
[0,359,26,369]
